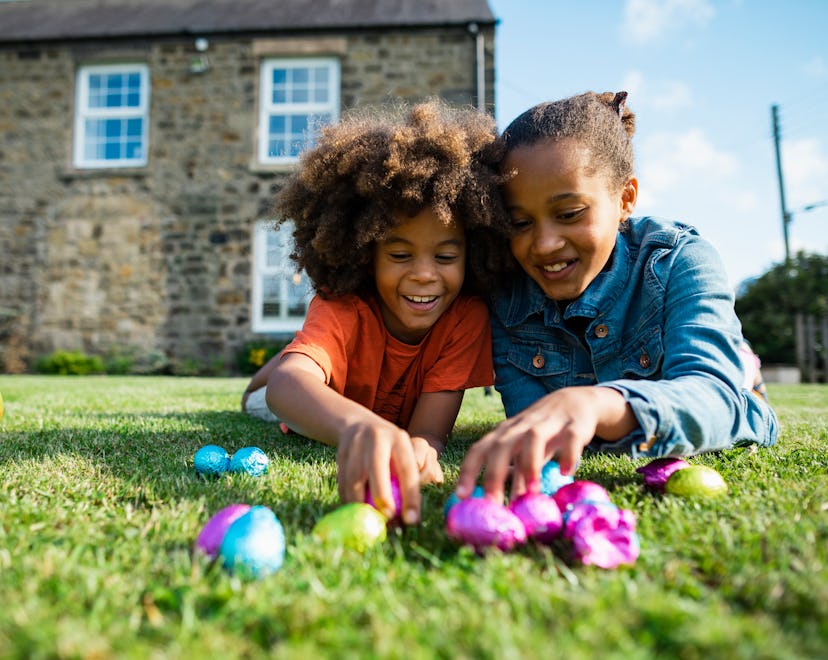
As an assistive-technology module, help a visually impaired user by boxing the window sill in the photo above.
[58,166,149,181]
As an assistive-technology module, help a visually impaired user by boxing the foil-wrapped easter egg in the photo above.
[665,465,728,498]
[509,492,562,543]
[444,486,486,516]
[566,501,639,569]
[219,505,285,579]
[312,503,388,552]
[446,497,527,552]
[195,503,251,558]
[636,457,690,491]
[553,480,611,514]
[194,444,230,476]
[229,446,269,476]
[365,475,403,519]
[540,460,574,496]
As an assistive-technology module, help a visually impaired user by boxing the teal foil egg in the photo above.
[229,446,269,477]
[194,444,230,476]
[540,460,574,496]
[219,505,285,579]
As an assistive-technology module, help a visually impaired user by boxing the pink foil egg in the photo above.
[566,502,639,569]
[364,475,403,520]
[509,492,563,544]
[195,503,251,558]
[636,457,690,491]
[446,497,527,552]
[553,480,611,514]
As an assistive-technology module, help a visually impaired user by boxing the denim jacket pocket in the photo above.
[620,326,663,379]
[507,340,571,378]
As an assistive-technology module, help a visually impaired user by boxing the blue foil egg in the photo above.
[540,460,574,496]
[219,505,285,579]
[229,446,269,477]
[194,444,230,476]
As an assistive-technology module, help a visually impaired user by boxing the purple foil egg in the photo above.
[195,503,251,558]
[553,480,611,514]
[444,486,486,516]
[566,502,639,569]
[446,497,527,552]
[509,492,563,544]
[636,457,690,491]
[365,475,403,520]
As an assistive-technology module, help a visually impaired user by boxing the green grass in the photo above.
[0,376,826,659]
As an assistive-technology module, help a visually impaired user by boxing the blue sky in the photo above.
[487,0,828,288]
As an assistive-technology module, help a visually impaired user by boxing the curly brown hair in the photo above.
[272,100,513,298]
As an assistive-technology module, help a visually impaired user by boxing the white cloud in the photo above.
[623,0,715,44]
[637,129,739,199]
[783,138,828,209]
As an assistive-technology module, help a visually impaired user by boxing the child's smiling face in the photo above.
[503,137,637,302]
[373,207,466,344]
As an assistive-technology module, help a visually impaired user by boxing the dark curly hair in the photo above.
[272,99,513,298]
[500,91,637,191]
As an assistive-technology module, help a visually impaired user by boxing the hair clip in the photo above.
[611,91,628,117]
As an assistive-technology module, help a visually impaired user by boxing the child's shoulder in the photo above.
[447,294,489,318]
[625,216,701,249]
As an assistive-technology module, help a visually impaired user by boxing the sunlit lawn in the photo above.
[0,375,826,658]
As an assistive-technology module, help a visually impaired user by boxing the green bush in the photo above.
[235,337,291,375]
[34,350,105,375]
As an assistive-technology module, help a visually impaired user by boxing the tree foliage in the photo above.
[735,251,828,364]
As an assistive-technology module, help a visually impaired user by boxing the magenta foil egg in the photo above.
[565,501,640,569]
[195,503,252,558]
[446,497,527,552]
[636,457,690,491]
[509,492,562,544]
[553,480,611,514]
[364,475,403,520]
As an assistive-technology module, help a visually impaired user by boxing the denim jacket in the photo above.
[490,216,779,458]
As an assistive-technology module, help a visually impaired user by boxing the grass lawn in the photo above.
[0,375,826,658]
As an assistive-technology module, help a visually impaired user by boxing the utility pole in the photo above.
[771,104,792,264]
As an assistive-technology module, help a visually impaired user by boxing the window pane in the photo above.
[292,68,309,84]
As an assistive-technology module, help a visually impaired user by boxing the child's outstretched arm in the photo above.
[456,386,638,503]
[406,390,465,485]
[266,352,422,524]
[241,354,281,410]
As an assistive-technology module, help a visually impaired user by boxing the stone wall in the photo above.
[0,26,495,373]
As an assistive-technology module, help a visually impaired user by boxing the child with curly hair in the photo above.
[243,100,510,524]
[455,91,779,503]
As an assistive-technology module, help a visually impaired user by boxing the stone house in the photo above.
[0,0,496,374]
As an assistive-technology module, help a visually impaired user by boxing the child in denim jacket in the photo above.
[456,91,778,502]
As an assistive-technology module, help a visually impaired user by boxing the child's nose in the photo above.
[530,222,566,254]
[410,257,438,281]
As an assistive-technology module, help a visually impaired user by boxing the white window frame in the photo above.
[258,57,340,164]
[73,63,150,169]
[252,221,314,333]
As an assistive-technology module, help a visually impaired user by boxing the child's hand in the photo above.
[411,436,444,486]
[336,419,422,525]
[455,386,636,503]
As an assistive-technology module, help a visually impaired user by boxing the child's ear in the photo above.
[620,177,638,220]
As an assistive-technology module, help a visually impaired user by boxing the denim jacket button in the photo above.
[594,324,609,338]
[532,354,545,369]
[640,352,651,368]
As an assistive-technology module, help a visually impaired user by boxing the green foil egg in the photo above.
[665,465,728,498]
[312,503,388,552]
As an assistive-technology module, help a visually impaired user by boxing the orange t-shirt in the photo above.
[280,294,494,428]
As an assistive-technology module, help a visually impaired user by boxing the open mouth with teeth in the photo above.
[542,260,575,274]
[404,295,439,304]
